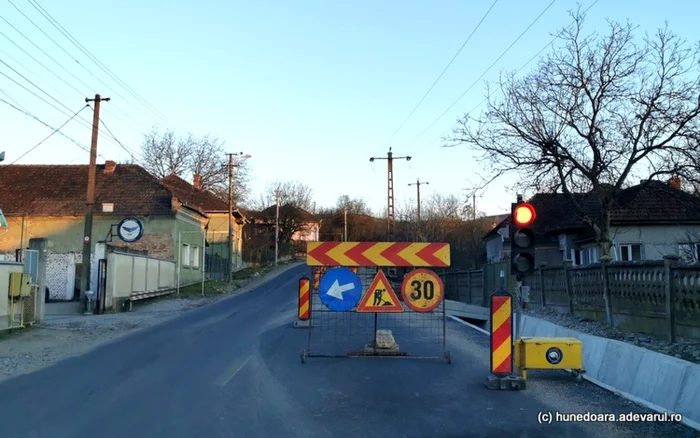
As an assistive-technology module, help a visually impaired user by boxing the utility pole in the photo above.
[369,147,411,242]
[344,208,348,241]
[226,152,251,281]
[80,94,109,311]
[408,178,428,242]
[274,189,280,265]
[408,178,429,223]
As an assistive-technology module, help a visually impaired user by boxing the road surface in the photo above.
[0,264,694,437]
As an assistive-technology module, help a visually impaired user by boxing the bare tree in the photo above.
[447,10,700,258]
[335,195,371,215]
[250,180,314,212]
[140,127,251,204]
[141,128,190,177]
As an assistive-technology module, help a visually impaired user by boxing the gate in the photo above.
[301,242,452,363]
[96,258,107,314]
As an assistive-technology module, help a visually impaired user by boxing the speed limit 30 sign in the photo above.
[401,269,444,312]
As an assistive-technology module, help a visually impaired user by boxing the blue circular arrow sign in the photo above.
[318,267,363,312]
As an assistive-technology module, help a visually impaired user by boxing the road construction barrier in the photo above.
[313,268,320,291]
[300,242,452,364]
[514,337,585,381]
[298,277,310,321]
[294,277,311,328]
[490,288,513,376]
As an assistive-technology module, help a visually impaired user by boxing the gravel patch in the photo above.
[524,306,700,364]
[0,261,302,383]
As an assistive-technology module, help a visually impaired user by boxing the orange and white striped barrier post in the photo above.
[294,277,311,328]
[486,282,525,390]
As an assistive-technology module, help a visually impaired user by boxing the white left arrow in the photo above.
[326,279,355,300]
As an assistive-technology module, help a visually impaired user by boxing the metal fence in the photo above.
[302,267,451,362]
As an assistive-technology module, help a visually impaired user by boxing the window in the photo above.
[679,243,700,263]
[181,244,190,267]
[191,246,200,269]
[619,244,643,261]
[571,247,599,266]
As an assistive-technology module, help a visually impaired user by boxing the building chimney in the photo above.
[104,160,116,174]
[669,175,681,190]
[193,174,201,189]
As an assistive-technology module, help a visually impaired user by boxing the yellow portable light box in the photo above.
[514,337,585,381]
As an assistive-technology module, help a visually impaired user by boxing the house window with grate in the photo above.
[619,244,643,261]
[182,244,190,267]
[191,246,200,269]
[678,243,700,263]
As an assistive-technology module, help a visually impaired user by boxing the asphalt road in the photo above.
[0,264,696,438]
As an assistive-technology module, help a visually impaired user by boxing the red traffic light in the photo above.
[513,203,536,227]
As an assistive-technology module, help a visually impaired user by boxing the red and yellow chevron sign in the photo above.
[298,278,310,321]
[306,242,450,267]
[490,293,513,376]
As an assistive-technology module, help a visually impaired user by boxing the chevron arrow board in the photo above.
[306,242,450,267]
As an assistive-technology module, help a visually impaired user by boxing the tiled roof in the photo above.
[161,174,228,212]
[0,164,174,216]
[484,181,700,239]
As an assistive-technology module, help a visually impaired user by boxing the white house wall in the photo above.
[610,224,700,260]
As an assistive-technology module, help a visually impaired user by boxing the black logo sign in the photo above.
[546,347,563,365]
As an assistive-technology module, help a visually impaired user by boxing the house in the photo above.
[484,178,700,267]
[249,204,320,242]
[0,161,209,301]
[243,204,319,261]
[160,173,248,276]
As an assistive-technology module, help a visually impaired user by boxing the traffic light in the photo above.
[510,201,537,276]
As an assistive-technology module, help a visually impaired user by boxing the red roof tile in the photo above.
[0,164,174,216]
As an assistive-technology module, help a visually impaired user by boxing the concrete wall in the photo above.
[0,261,24,330]
[105,252,175,310]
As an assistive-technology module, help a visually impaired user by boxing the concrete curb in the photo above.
[448,311,700,432]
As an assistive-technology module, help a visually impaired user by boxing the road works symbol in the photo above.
[318,267,363,312]
[356,270,404,313]
[401,269,444,312]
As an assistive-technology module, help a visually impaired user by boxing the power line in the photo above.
[4,2,154,134]
[0,60,128,151]
[98,115,142,162]
[382,0,499,148]
[10,103,88,163]
[424,0,600,149]
[0,15,96,92]
[410,0,556,144]
[26,0,186,135]
[0,93,96,156]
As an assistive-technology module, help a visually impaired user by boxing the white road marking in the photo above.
[215,355,252,387]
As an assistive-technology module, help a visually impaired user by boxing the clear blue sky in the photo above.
[1,0,698,216]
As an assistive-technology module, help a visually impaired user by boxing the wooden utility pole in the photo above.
[344,207,348,241]
[274,189,280,265]
[80,94,109,310]
[226,153,235,282]
[369,147,411,242]
[408,178,429,223]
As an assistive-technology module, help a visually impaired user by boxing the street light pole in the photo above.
[226,152,251,281]
[274,189,280,265]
